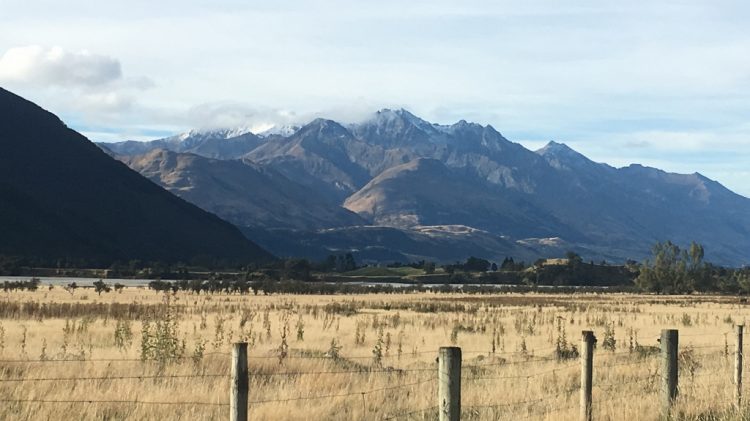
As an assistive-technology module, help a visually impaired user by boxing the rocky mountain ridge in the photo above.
[101,108,750,266]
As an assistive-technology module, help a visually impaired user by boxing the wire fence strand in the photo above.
[0,398,229,407]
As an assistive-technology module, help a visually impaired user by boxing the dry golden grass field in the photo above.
[0,286,749,420]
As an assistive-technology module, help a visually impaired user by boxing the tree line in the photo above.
[635,241,750,294]
[2,243,748,295]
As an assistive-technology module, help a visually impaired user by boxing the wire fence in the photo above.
[0,329,746,420]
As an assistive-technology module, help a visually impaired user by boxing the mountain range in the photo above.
[100,108,750,266]
[0,88,272,265]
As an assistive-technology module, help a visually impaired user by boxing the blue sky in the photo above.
[1,0,748,197]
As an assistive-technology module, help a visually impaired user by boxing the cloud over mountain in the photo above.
[0,45,122,87]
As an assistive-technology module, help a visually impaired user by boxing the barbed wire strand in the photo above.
[252,367,435,377]
[0,373,228,383]
[0,398,227,407]
[0,352,230,363]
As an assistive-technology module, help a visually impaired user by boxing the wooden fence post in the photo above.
[580,331,595,421]
[438,346,461,421]
[736,325,744,410]
[661,329,678,418]
[231,342,249,421]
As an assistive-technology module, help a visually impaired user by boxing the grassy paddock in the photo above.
[0,287,748,420]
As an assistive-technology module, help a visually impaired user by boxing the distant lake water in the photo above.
[0,277,598,290]
[0,276,159,287]
[1,277,489,289]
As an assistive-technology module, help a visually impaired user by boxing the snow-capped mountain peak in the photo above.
[373,108,441,135]
[255,124,300,138]
[176,127,255,142]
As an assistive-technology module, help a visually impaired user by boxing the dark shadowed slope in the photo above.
[0,88,273,264]
[534,142,750,265]
[119,149,365,230]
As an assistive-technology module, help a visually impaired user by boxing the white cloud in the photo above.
[77,92,134,113]
[183,100,378,131]
[185,103,296,130]
[0,45,157,133]
[0,45,122,87]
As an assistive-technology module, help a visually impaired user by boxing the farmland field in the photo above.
[0,286,747,420]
